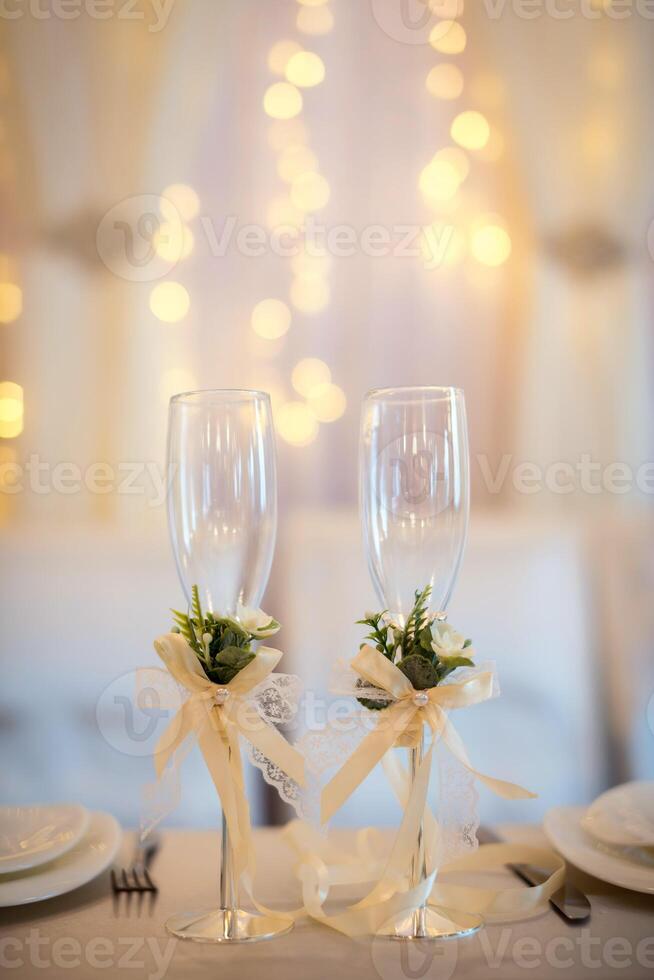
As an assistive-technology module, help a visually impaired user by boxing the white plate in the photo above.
[544,805,654,895]
[0,811,122,907]
[0,804,90,874]
[581,781,654,847]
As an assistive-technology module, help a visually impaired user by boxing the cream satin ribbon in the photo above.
[322,645,536,825]
[152,633,305,886]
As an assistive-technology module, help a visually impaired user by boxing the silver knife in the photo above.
[478,827,591,923]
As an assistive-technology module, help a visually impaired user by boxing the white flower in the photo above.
[430,621,473,660]
[236,602,280,638]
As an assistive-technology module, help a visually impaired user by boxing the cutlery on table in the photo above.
[477,826,591,924]
[111,832,160,896]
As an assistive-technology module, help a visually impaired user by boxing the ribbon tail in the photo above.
[437,707,536,800]
[239,704,305,787]
[320,703,416,824]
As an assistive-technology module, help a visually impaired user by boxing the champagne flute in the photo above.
[164,389,291,943]
[360,385,481,940]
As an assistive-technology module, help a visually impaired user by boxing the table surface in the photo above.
[2,826,654,980]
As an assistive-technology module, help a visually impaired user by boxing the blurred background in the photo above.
[1,0,653,830]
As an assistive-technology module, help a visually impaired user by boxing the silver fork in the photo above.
[111,833,160,895]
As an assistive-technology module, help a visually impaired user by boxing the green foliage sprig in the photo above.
[171,585,279,686]
[356,585,474,710]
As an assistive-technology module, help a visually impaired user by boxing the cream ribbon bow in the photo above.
[321,644,535,824]
[152,633,305,880]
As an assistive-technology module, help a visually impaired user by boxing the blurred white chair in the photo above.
[277,508,606,826]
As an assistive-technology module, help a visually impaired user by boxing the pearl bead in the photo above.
[413,692,429,707]
[214,688,230,705]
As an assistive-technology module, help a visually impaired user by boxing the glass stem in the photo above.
[410,730,428,937]
[219,747,238,938]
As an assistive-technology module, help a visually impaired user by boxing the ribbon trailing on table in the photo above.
[322,644,536,824]
[150,633,305,886]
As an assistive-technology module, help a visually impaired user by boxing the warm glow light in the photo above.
[419,158,461,203]
[421,224,466,269]
[433,146,469,181]
[153,223,194,262]
[251,299,292,339]
[285,51,325,87]
[161,184,200,222]
[307,382,346,423]
[149,282,190,322]
[425,63,463,100]
[297,0,329,6]
[290,277,330,314]
[451,110,490,150]
[0,282,22,323]
[160,368,197,403]
[479,127,505,162]
[290,171,330,211]
[429,20,466,54]
[263,82,303,120]
[297,4,333,34]
[290,249,332,280]
[471,223,512,267]
[266,196,305,230]
[469,72,506,108]
[587,46,623,88]
[0,381,23,438]
[291,357,331,397]
[277,144,318,183]
[267,39,302,76]
[267,118,309,152]
[276,400,319,447]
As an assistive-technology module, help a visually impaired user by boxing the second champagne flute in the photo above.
[360,385,481,940]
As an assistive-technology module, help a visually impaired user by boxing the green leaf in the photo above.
[397,654,439,690]
[191,585,203,627]
[207,646,255,685]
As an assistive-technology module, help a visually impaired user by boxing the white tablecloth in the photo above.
[2,827,654,980]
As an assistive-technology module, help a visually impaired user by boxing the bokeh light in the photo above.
[428,0,463,15]
[286,51,325,87]
[290,171,330,211]
[307,382,347,422]
[251,299,292,339]
[297,4,334,34]
[429,20,466,54]
[277,144,318,183]
[425,63,464,100]
[266,195,305,230]
[267,39,302,76]
[451,110,490,151]
[291,357,331,397]
[0,381,23,438]
[161,184,200,222]
[276,400,319,447]
[290,277,330,314]
[470,222,512,266]
[149,282,190,323]
[433,146,469,181]
[297,0,329,6]
[419,158,461,204]
[0,282,22,323]
[153,223,194,262]
[263,82,303,120]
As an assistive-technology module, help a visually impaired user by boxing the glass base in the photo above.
[165,907,294,944]
[378,905,483,941]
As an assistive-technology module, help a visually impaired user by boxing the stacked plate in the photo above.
[0,804,121,907]
[544,781,654,894]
